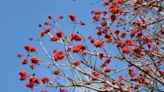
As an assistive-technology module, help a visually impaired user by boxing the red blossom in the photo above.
[100,21,107,26]
[40,31,45,37]
[58,15,63,19]
[73,60,80,66]
[122,47,129,54]
[117,0,123,4]
[24,45,36,52]
[54,70,60,75]
[114,30,120,35]
[103,1,109,6]
[119,76,125,86]
[17,53,23,58]
[51,36,59,41]
[128,68,136,77]
[98,53,104,59]
[80,20,85,25]
[110,14,117,21]
[24,45,31,51]
[41,77,49,84]
[60,88,67,92]
[88,36,95,43]
[72,44,85,53]
[120,32,126,38]
[26,82,34,89]
[30,63,35,69]
[41,90,47,92]
[56,31,64,38]
[69,14,77,22]
[19,70,27,81]
[104,68,111,72]
[31,57,39,64]
[92,71,98,76]
[70,34,82,41]
[104,58,110,63]
[100,62,107,68]
[22,58,28,65]
[53,50,65,61]
[44,28,51,33]
[29,76,40,84]
[19,70,27,76]
[30,47,36,52]
[94,41,104,48]
[117,42,124,47]
[93,15,99,21]
[125,40,134,46]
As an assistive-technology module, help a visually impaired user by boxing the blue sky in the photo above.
[0,0,103,91]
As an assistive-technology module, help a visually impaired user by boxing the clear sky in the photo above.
[0,0,103,92]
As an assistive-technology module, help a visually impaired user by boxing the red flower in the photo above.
[110,14,117,21]
[30,63,35,69]
[104,58,110,63]
[66,47,71,52]
[128,68,136,77]
[20,75,26,81]
[26,82,34,89]
[41,90,47,92]
[93,15,99,21]
[56,31,64,38]
[80,20,85,25]
[117,42,124,47]
[31,57,39,64]
[58,15,63,19]
[92,71,98,76]
[120,32,126,38]
[53,50,65,61]
[72,45,81,53]
[40,31,45,37]
[122,47,129,54]
[107,38,113,43]
[19,70,27,76]
[69,14,77,22]
[22,58,28,65]
[114,30,120,35]
[117,0,122,4]
[73,60,80,66]
[98,53,104,59]
[30,47,36,52]
[60,88,66,92]
[88,36,94,43]
[72,44,85,53]
[24,45,31,51]
[54,70,60,75]
[29,76,40,84]
[17,53,23,58]
[119,76,125,86]
[104,68,111,72]
[70,34,82,41]
[51,36,59,41]
[41,77,49,84]
[44,21,49,25]
[94,41,104,48]
[19,70,27,80]
[24,45,36,52]
[44,28,51,33]
[125,40,134,46]
[103,1,109,6]
[100,62,107,68]
[100,21,107,26]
